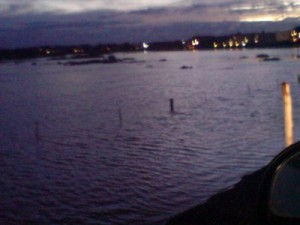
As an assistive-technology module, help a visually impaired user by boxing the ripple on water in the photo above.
[0,50,296,224]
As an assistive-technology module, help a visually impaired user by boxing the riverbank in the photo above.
[166,167,267,225]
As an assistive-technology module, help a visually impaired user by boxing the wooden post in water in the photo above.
[35,121,40,142]
[170,98,174,113]
[247,84,251,95]
[282,83,293,147]
[118,107,123,127]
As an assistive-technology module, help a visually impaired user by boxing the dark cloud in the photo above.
[173,3,209,14]
[229,1,300,16]
[1,18,299,48]
[129,8,169,15]
[0,2,33,15]
[0,1,300,48]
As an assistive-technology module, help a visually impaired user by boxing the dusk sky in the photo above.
[1,0,300,48]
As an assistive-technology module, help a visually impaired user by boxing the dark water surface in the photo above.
[1,49,300,224]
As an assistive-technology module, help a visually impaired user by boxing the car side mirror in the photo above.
[259,142,300,224]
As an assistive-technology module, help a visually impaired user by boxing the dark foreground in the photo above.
[166,167,267,225]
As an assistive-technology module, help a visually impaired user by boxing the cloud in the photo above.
[0,1,33,15]
[228,0,300,21]
[0,0,300,48]
[1,0,300,22]
[0,0,186,15]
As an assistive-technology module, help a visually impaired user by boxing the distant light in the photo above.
[229,39,233,48]
[254,35,259,44]
[235,41,240,47]
[290,30,300,42]
[222,42,227,48]
[192,39,199,46]
[182,40,186,45]
[213,42,218,48]
[291,30,297,37]
[73,48,83,54]
[46,50,51,55]
[143,42,149,49]
[242,41,246,47]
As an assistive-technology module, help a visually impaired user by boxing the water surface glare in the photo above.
[1,49,300,224]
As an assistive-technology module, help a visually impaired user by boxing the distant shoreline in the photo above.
[1,26,300,62]
[0,45,299,63]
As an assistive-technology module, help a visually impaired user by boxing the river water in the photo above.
[1,49,300,224]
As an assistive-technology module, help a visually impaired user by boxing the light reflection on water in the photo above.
[1,49,300,224]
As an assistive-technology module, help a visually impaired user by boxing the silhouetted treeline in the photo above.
[0,26,299,61]
[0,43,139,61]
[147,41,185,51]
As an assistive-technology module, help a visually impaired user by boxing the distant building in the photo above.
[276,31,290,42]
[291,26,300,44]
[257,32,277,46]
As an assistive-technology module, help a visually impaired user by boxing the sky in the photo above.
[0,0,300,48]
